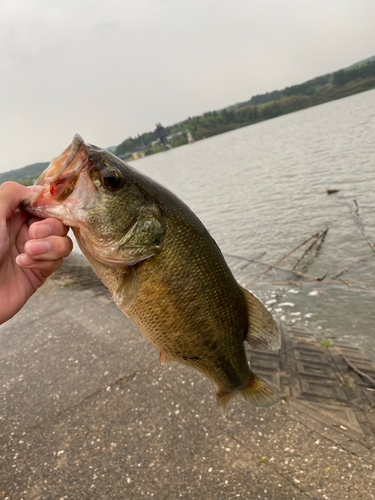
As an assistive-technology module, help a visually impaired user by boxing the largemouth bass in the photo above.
[23,134,280,411]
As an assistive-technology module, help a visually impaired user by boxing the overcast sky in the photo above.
[0,0,374,173]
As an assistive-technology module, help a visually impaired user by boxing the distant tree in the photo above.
[332,70,346,86]
[115,137,136,155]
[333,61,375,86]
[222,109,235,124]
[155,123,169,146]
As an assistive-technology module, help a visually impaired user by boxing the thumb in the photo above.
[0,182,42,221]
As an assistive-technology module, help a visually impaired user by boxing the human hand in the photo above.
[0,181,73,324]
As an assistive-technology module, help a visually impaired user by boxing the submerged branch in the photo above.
[247,232,323,285]
[292,228,329,270]
[352,200,375,254]
[331,254,375,280]
[225,253,320,280]
[228,229,330,286]
[343,355,375,387]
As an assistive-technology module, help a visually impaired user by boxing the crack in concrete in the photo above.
[70,370,139,409]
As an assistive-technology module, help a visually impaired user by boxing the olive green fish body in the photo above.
[23,134,281,411]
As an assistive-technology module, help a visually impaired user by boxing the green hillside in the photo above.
[0,162,49,185]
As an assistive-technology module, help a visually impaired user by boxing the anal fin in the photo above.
[240,371,280,408]
[242,288,280,350]
[216,371,279,412]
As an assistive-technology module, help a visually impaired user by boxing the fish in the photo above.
[22,134,280,411]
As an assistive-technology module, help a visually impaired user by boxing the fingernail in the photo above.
[30,223,52,239]
[15,254,28,266]
[26,240,52,256]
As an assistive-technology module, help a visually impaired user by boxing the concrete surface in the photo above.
[0,256,374,500]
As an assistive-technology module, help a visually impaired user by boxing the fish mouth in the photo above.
[21,134,96,225]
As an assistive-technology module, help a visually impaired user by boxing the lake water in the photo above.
[74,89,375,355]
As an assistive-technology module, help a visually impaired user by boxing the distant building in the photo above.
[187,130,195,144]
[132,151,146,159]
[167,131,183,142]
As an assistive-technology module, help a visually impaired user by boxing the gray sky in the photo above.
[1,0,374,173]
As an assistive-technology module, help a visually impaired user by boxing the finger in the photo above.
[7,209,28,246]
[26,217,42,227]
[29,218,70,239]
[0,182,42,221]
[24,235,73,260]
[16,254,63,274]
[14,217,32,254]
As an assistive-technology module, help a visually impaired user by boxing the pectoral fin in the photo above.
[242,288,280,350]
[112,266,140,309]
[159,352,176,366]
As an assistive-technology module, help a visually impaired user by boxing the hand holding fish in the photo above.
[0,181,73,324]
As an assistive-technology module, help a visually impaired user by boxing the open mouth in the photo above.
[35,133,88,198]
[21,134,93,222]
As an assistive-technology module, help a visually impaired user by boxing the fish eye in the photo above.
[101,169,123,191]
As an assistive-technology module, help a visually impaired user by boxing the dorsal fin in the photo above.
[242,288,280,350]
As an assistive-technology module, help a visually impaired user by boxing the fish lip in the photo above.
[52,133,85,179]
[25,135,87,194]
[21,134,93,219]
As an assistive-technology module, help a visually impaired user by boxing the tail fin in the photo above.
[216,371,280,412]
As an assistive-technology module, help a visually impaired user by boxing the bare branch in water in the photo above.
[331,254,375,280]
[225,253,320,280]
[247,233,323,285]
[229,230,330,286]
[292,228,329,270]
[343,355,375,387]
[352,200,375,254]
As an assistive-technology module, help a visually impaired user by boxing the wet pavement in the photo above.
[0,255,374,500]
